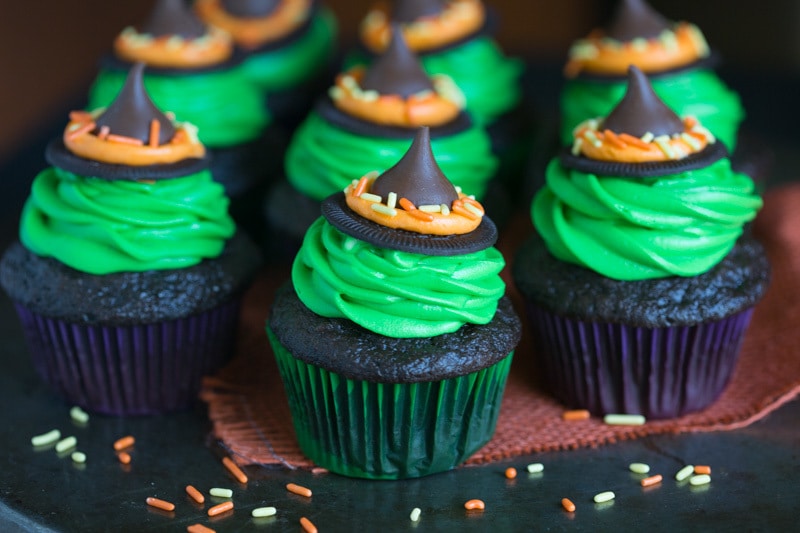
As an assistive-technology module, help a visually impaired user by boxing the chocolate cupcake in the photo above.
[194,0,338,130]
[268,127,521,478]
[265,28,498,257]
[514,67,768,419]
[0,64,262,415]
[560,0,744,152]
[86,0,275,218]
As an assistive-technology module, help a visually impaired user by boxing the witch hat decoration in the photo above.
[361,25,435,98]
[390,0,447,24]
[141,0,208,39]
[605,0,672,42]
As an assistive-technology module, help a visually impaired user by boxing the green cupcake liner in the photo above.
[268,327,513,479]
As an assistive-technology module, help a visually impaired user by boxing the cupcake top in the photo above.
[114,0,235,70]
[327,26,465,129]
[534,67,762,281]
[564,0,710,78]
[293,127,505,338]
[360,0,487,55]
[195,0,316,50]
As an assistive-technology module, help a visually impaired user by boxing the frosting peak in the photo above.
[360,25,435,98]
[602,66,684,137]
[141,0,208,39]
[606,0,671,41]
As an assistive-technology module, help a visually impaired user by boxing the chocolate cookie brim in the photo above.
[559,141,727,177]
[268,283,520,383]
[322,192,498,256]
[45,138,209,180]
[573,51,721,83]
[315,97,473,139]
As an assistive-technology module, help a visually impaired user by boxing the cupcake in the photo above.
[265,27,498,256]
[559,0,744,152]
[86,0,273,205]
[0,63,262,415]
[194,0,338,130]
[268,127,521,478]
[514,67,768,419]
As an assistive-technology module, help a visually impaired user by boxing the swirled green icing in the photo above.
[20,166,235,275]
[286,111,498,201]
[560,69,744,150]
[533,158,761,281]
[87,67,268,147]
[292,218,506,338]
[241,8,336,91]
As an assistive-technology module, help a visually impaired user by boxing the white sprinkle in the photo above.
[328,86,345,100]
[526,463,544,474]
[31,429,61,447]
[70,406,89,424]
[569,41,599,60]
[675,464,695,481]
[689,474,711,486]
[659,30,678,51]
[252,506,277,518]
[680,132,703,150]
[641,132,654,143]
[418,204,441,213]
[71,451,86,464]
[440,204,450,216]
[410,507,422,522]
[371,203,398,217]
[359,192,382,203]
[463,202,484,218]
[603,414,646,426]
[341,75,357,89]
[165,35,184,50]
[631,37,649,52]
[362,90,379,102]
[571,137,584,156]
[629,463,650,474]
[55,436,77,454]
[387,192,398,209]
[654,136,676,159]
[583,130,602,147]
[454,185,462,193]
[210,488,233,498]
[687,24,710,57]
[692,124,716,144]
[413,90,434,100]
[593,491,615,503]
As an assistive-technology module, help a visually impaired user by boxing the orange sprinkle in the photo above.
[687,130,708,142]
[694,465,711,475]
[207,501,234,517]
[287,483,312,498]
[464,499,485,511]
[311,467,329,475]
[641,474,663,487]
[69,110,93,123]
[186,484,205,504]
[505,467,517,479]
[618,133,652,149]
[684,116,698,128]
[562,409,591,421]
[113,435,135,451]
[602,129,627,149]
[451,204,479,221]
[300,516,317,533]
[408,209,435,222]
[398,197,416,211]
[117,452,132,465]
[171,129,187,144]
[187,525,216,533]
[98,125,110,140]
[66,121,96,141]
[561,498,576,513]
[353,176,369,197]
[106,134,144,146]
[462,197,484,212]
[149,119,160,148]
[222,457,248,483]
[146,497,175,512]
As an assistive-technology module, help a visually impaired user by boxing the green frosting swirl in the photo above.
[533,158,762,281]
[87,66,268,147]
[419,36,523,125]
[241,9,336,91]
[20,167,235,275]
[286,111,498,201]
[292,218,506,338]
[560,68,744,150]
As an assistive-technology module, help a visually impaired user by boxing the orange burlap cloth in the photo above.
[201,184,800,469]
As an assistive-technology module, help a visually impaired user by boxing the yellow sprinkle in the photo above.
[387,192,398,209]
[55,436,77,454]
[675,464,695,481]
[654,136,676,159]
[571,137,584,155]
[692,124,716,143]
[631,37,648,52]
[362,90,379,102]
[341,75,357,89]
[410,507,421,522]
[209,488,233,498]
[328,86,345,100]
[680,132,703,150]
[629,463,650,474]
[603,414,646,425]
[689,474,711,486]
[593,491,615,503]
[359,192,382,203]
[371,203,398,217]
[454,185,462,194]
[440,204,450,216]
[418,204,441,213]
[70,406,89,425]
[463,203,484,218]
[641,132,654,143]
[71,451,87,464]
[252,506,277,518]
[165,36,184,50]
[526,463,544,474]
[31,429,61,447]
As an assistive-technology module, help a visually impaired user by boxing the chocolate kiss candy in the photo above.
[390,0,446,23]
[141,0,208,39]
[371,126,458,207]
[602,66,684,137]
[94,63,176,145]
[221,0,281,17]
[605,0,672,41]
[361,25,435,98]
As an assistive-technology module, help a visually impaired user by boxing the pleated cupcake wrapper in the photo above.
[14,299,241,416]
[268,327,514,479]
[527,304,755,419]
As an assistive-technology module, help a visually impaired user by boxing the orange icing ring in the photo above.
[113,26,233,69]
[63,115,206,166]
[564,23,709,78]
[360,0,485,54]
[572,116,713,163]
[344,175,482,236]
[330,67,462,127]
[194,0,311,50]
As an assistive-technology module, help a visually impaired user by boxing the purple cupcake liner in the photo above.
[13,299,241,415]
[527,304,755,419]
